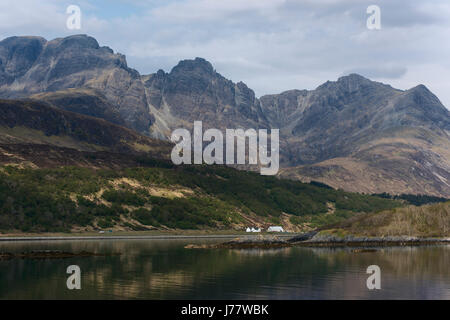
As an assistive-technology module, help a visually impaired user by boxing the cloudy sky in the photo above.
[1,0,449,108]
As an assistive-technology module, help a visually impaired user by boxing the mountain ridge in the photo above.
[1,34,449,197]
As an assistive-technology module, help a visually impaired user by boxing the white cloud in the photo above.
[0,0,65,34]
[151,0,286,22]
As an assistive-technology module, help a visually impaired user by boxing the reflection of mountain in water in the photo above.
[0,240,449,299]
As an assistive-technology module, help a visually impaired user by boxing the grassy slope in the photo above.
[0,163,401,233]
[327,201,450,238]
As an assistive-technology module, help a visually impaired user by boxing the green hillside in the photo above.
[0,161,402,233]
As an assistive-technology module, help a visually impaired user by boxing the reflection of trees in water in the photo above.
[0,241,449,299]
[308,245,450,279]
[229,247,292,257]
[304,245,450,299]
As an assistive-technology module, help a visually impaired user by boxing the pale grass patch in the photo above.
[109,177,193,199]
[348,202,450,237]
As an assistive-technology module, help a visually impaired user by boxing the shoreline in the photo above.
[294,240,450,247]
[295,234,450,247]
[0,232,448,247]
[0,233,296,242]
[185,233,450,249]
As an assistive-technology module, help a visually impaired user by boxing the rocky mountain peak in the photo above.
[316,73,376,93]
[337,73,370,83]
[394,84,450,130]
[170,57,215,76]
[48,34,100,50]
[0,35,46,47]
[406,84,440,101]
[156,69,167,77]
[402,84,446,109]
[0,35,152,134]
[42,34,130,71]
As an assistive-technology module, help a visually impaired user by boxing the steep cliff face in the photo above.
[143,57,269,137]
[0,36,46,86]
[0,35,153,134]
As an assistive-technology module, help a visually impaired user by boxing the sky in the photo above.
[1,0,449,108]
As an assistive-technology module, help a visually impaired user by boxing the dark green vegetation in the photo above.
[309,181,334,189]
[0,163,401,233]
[290,191,450,230]
[289,210,355,229]
[372,193,449,206]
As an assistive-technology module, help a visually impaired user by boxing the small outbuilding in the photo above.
[267,226,284,232]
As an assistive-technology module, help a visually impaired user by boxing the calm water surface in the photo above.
[0,239,449,299]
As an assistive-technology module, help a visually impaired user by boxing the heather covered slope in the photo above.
[0,99,172,161]
[30,88,126,127]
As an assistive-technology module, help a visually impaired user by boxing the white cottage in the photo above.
[267,226,284,232]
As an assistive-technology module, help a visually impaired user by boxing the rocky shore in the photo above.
[185,236,292,249]
[295,233,450,247]
[186,232,450,249]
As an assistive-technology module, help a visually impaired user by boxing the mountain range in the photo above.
[0,34,449,197]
